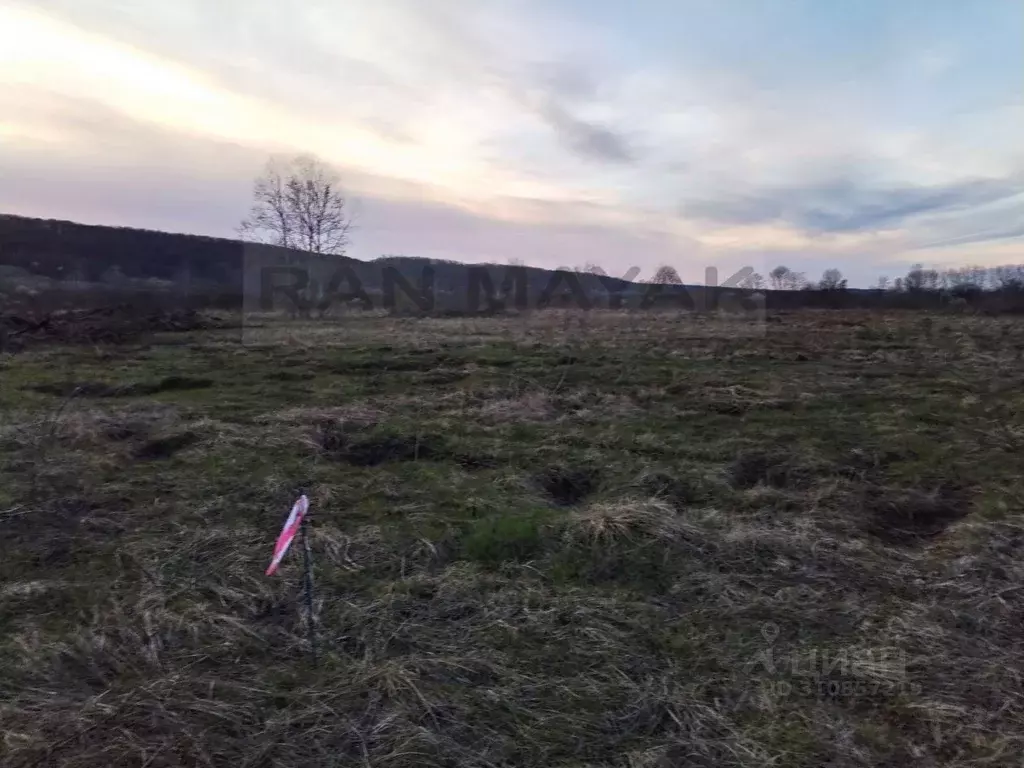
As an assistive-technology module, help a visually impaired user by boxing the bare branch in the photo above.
[238,154,352,256]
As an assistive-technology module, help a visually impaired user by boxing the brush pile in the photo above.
[0,305,213,352]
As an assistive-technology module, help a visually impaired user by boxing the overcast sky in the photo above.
[1,0,1021,285]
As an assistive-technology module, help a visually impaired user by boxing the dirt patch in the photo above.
[419,369,468,385]
[535,465,601,506]
[836,448,910,481]
[135,431,201,460]
[450,452,501,471]
[328,351,458,374]
[729,450,821,489]
[264,371,315,382]
[103,423,148,441]
[343,435,438,466]
[312,419,375,451]
[315,423,441,467]
[137,376,214,394]
[863,483,973,545]
[1,306,215,352]
[30,376,214,398]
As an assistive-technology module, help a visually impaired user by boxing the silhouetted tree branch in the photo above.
[238,155,352,256]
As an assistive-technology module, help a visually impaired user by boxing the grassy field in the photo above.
[2,309,1024,767]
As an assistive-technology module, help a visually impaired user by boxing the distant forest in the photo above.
[2,213,1023,314]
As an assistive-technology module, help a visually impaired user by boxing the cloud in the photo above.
[0,90,709,280]
[0,92,262,235]
[1,0,1023,285]
[681,175,1024,235]
[912,223,1024,251]
[516,61,636,164]
[532,99,635,163]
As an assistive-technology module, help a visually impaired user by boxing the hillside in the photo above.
[0,214,252,284]
[3,212,1016,315]
[0,214,639,311]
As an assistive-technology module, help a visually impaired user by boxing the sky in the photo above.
[1,0,1022,286]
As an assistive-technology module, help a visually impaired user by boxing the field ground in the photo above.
[2,309,1024,767]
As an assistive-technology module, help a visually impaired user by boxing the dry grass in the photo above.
[2,309,1024,766]
[258,404,385,427]
[565,498,707,546]
[477,392,555,424]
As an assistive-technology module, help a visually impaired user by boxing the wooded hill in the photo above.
[2,213,1021,314]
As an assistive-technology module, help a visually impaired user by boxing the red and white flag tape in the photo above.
[265,495,309,576]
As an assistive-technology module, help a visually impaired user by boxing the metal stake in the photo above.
[300,515,318,667]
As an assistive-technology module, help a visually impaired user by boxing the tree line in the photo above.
[633,263,1024,295]
[759,263,1024,295]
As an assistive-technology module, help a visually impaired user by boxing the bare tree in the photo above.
[239,155,353,255]
[770,265,807,290]
[875,275,890,290]
[649,265,683,284]
[738,271,765,290]
[818,268,847,291]
[904,263,927,292]
[995,264,1024,291]
[769,265,790,289]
